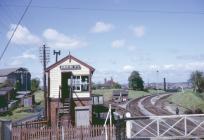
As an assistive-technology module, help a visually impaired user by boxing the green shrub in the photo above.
[184,110,193,114]
[194,108,203,114]
[143,88,149,92]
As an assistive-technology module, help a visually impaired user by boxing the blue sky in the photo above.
[0,0,204,84]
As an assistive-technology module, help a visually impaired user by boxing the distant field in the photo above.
[93,89,163,102]
[167,89,204,111]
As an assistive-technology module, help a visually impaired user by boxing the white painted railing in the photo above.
[126,114,204,139]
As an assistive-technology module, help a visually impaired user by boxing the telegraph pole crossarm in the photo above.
[53,50,61,62]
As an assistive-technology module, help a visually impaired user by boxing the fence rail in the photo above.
[123,114,204,139]
[12,119,48,128]
[12,125,115,140]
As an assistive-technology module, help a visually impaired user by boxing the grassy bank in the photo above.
[167,89,204,112]
[93,89,163,102]
[0,107,34,121]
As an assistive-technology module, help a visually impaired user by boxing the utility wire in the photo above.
[2,4,204,15]
[0,0,32,62]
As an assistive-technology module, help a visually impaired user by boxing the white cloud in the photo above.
[132,25,145,38]
[7,50,37,66]
[111,40,125,48]
[163,64,175,70]
[7,24,41,45]
[149,64,160,70]
[123,65,134,72]
[184,62,204,71]
[93,70,129,84]
[43,28,87,49]
[9,59,22,66]
[12,49,37,60]
[127,45,142,51]
[177,54,204,61]
[149,62,204,71]
[91,21,114,33]
[127,45,136,51]
[19,52,37,60]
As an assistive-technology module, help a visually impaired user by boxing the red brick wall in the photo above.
[49,99,58,126]
[49,98,92,126]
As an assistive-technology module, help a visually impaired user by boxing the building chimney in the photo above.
[104,78,107,84]
[111,77,113,82]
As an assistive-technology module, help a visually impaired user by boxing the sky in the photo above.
[0,0,204,84]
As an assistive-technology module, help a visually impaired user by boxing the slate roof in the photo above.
[0,90,8,96]
[0,67,28,77]
[0,87,14,91]
[16,91,31,95]
[46,54,95,73]
[0,87,13,96]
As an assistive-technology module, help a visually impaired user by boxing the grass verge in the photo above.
[167,89,204,112]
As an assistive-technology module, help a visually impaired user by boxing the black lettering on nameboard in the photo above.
[60,65,81,70]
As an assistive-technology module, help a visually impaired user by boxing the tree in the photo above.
[128,71,144,90]
[14,80,21,92]
[31,78,40,91]
[113,82,121,89]
[189,71,204,93]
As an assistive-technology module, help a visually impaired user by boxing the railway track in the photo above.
[104,93,171,117]
[104,101,128,116]
[105,93,204,138]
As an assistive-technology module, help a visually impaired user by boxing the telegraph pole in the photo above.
[156,70,159,93]
[164,77,166,91]
[40,44,50,119]
[53,50,61,62]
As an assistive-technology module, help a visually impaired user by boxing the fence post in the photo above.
[184,116,187,136]
[157,118,160,137]
[0,120,12,140]
[0,121,2,140]
[115,116,121,140]
[125,112,132,139]
[81,126,83,140]
[61,126,64,140]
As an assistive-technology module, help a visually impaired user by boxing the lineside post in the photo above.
[125,112,132,138]
[157,118,160,136]
[184,116,187,136]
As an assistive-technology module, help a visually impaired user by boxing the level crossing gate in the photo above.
[115,113,204,139]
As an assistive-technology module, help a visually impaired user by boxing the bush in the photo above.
[7,111,13,116]
[143,88,149,92]
[194,108,203,114]
[35,101,41,105]
[0,111,12,116]
[184,110,193,114]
